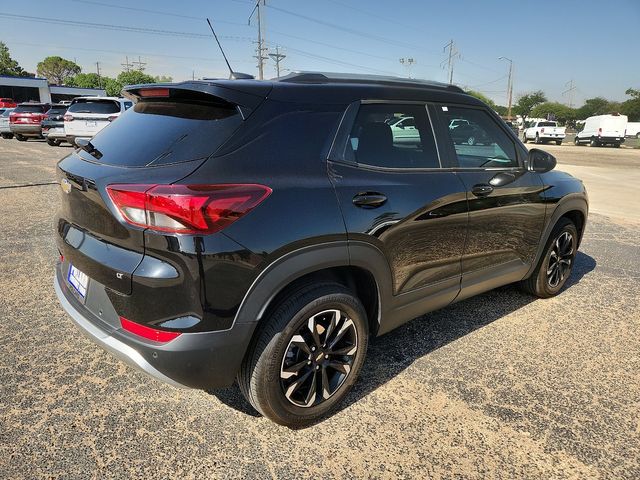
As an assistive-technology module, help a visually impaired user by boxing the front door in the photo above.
[434,104,546,298]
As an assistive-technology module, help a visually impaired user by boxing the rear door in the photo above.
[433,104,546,297]
[329,101,468,328]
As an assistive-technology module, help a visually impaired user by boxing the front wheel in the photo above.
[574,136,580,146]
[238,283,369,427]
[535,133,541,144]
[46,138,60,146]
[1,132,13,139]
[521,218,578,298]
[522,133,528,143]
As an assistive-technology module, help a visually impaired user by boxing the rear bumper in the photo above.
[54,263,257,390]
[10,124,42,136]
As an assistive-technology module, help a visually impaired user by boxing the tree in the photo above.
[0,42,30,77]
[530,102,577,125]
[66,72,104,89]
[104,77,123,97]
[465,90,495,107]
[117,70,157,86]
[37,56,81,85]
[621,88,640,121]
[154,75,173,83]
[513,90,547,125]
[576,97,616,119]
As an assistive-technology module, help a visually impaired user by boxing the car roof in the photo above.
[124,71,484,107]
[71,96,126,102]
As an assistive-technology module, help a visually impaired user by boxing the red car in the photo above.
[9,103,50,141]
[0,98,17,108]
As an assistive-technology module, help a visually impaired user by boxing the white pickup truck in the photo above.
[523,121,566,145]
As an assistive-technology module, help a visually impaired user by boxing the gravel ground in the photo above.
[1,139,639,479]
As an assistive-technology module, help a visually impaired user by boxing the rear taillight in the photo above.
[9,114,16,124]
[107,115,118,122]
[598,127,602,136]
[541,128,545,133]
[106,184,272,234]
[120,316,181,343]
[64,114,73,122]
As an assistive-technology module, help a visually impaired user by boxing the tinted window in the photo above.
[2,110,12,117]
[538,121,556,127]
[14,104,47,113]
[440,106,518,168]
[124,101,133,110]
[68,100,120,114]
[47,107,67,116]
[347,104,440,169]
[83,99,242,167]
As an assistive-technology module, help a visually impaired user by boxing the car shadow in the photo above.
[209,251,596,426]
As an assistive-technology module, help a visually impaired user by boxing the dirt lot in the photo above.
[1,139,639,479]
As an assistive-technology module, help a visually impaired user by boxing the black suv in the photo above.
[54,73,588,426]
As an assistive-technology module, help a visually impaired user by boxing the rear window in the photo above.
[68,100,120,114]
[2,110,12,117]
[538,122,557,127]
[47,107,67,116]
[81,98,242,167]
[14,104,47,113]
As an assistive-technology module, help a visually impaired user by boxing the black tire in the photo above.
[555,140,562,146]
[46,138,59,146]
[522,133,528,143]
[613,143,620,148]
[238,283,369,427]
[1,132,13,139]
[590,138,599,147]
[521,218,578,298]
[535,133,541,144]
[636,133,640,139]
[16,134,27,142]
[574,136,580,146]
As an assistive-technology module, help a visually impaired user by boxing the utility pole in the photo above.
[192,70,195,81]
[269,46,286,77]
[132,56,147,72]
[399,58,415,78]
[121,56,134,72]
[442,40,460,84]
[96,61,102,89]
[249,0,268,80]
[499,56,514,120]
[563,79,576,108]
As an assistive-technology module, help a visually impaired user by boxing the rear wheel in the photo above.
[238,283,368,427]
[535,133,541,144]
[555,140,562,145]
[574,136,580,146]
[590,138,599,147]
[522,134,528,143]
[521,218,578,298]
[15,134,27,142]
[636,133,640,139]
[613,143,621,148]
[1,133,12,139]
[47,139,60,146]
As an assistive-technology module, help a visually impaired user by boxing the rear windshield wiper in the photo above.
[76,138,103,160]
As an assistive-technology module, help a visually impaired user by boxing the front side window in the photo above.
[440,106,518,168]
[347,104,440,169]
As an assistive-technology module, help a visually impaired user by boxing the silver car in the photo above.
[0,108,14,139]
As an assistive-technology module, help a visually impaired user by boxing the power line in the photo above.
[268,46,286,77]
[563,79,577,108]
[323,0,423,33]
[68,0,245,25]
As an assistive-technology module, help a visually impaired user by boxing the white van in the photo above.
[64,97,133,145]
[574,114,627,147]
[625,122,640,138]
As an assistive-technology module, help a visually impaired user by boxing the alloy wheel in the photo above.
[547,231,574,288]
[280,309,358,408]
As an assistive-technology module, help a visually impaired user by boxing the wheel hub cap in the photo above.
[547,231,574,288]
[280,309,358,408]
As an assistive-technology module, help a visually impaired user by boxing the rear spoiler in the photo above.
[123,81,272,120]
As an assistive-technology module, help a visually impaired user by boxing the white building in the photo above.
[0,75,105,103]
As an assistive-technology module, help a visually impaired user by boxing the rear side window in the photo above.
[347,104,440,169]
[68,100,120,114]
[14,104,47,113]
[440,106,518,168]
[2,110,11,117]
[82,98,242,167]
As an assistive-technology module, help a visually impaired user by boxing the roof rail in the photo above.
[276,71,465,93]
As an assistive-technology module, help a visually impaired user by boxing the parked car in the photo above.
[0,98,17,108]
[64,97,133,145]
[624,121,640,139]
[0,108,13,138]
[449,121,490,145]
[9,102,51,141]
[387,115,421,143]
[41,104,69,146]
[574,114,627,147]
[54,74,588,426]
[523,121,566,145]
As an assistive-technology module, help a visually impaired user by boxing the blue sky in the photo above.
[2,0,639,105]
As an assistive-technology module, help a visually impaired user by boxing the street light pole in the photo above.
[499,56,514,120]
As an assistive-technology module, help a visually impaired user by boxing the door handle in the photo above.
[352,192,387,208]
[471,184,494,197]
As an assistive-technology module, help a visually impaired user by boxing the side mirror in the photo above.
[528,148,556,173]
